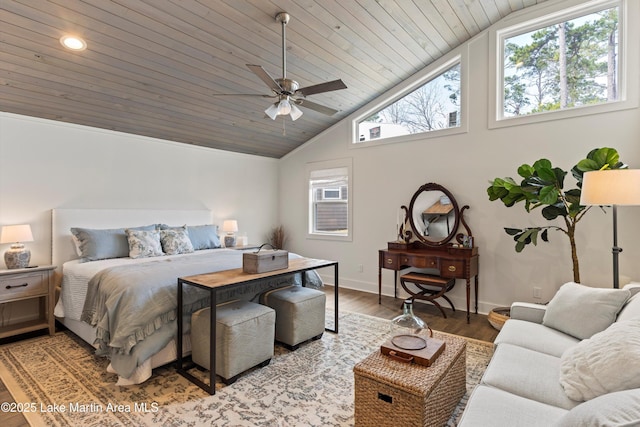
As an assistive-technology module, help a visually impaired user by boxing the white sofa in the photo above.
[458,282,640,427]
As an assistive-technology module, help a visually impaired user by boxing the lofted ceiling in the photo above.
[1,0,547,158]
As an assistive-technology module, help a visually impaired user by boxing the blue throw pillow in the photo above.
[71,224,157,262]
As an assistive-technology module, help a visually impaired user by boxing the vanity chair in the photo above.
[378,182,479,323]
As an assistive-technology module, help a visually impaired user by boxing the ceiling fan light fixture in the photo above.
[290,103,303,121]
[265,102,279,120]
[276,97,292,115]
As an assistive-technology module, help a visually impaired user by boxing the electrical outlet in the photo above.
[533,287,542,299]
[358,264,363,273]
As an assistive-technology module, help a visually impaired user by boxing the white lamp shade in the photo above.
[0,224,34,244]
[265,102,279,120]
[222,220,238,233]
[277,98,292,115]
[580,170,640,206]
[290,103,303,121]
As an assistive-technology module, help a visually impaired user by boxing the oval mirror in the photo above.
[408,183,460,246]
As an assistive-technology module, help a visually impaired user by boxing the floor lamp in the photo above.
[580,169,640,288]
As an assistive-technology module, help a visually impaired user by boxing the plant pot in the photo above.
[487,307,511,331]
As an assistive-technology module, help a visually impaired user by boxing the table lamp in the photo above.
[580,169,640,288]
[222,220,238,247]
[1,224,34,269]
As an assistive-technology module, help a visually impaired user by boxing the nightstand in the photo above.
[0,265,56,339]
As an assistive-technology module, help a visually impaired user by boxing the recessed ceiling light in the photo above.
[60,35,87,51]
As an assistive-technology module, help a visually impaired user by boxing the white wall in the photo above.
[279,0,640,313]
[0,113,280,268]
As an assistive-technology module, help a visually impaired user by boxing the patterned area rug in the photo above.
[0,311,493,426]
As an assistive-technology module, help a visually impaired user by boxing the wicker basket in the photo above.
[353,333,466,427]
[487,307,511,331]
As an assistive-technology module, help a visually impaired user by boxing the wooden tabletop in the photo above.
[423,200,454,215]
[179,257,336,289]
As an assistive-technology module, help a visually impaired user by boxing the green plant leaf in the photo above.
[539,185,559,204]
[517,164,535,178]
[576,158,600,172]
[541,229,549,242]
[565,189,581,204]
[515,240,526,252]
[504,228,522,236]
[537,167,557,183]
[533,159,552,171]
[542,204,567,220]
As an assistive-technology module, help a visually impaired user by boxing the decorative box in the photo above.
[354,334,466,427]
[242,246,289,273]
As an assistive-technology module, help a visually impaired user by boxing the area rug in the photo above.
[0,311,493,426]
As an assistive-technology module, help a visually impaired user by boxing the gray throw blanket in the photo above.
[80,250,321,378]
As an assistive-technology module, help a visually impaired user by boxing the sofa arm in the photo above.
[510,302,547,324]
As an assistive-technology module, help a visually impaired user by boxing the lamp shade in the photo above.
[580,170,640,206]
[222,220,238,233]
[0,224,34,244]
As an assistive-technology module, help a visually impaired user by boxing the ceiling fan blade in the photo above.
[209,93,275,98]
[296,79,347,97]
[246,64,283,94]
[293,98,339,116]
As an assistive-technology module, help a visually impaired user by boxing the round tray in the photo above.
[391,334,427,350]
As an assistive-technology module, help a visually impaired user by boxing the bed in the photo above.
[52,209,321,385]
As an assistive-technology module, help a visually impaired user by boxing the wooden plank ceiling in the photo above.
[1,0,546,158]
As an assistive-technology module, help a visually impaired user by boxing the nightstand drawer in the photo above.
[0,272,47,301]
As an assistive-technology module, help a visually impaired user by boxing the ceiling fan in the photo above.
[244,12,348,121]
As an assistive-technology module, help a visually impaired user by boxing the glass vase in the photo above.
[391,299,431,348]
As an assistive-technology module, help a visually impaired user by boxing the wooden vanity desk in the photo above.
[378,242,479,323]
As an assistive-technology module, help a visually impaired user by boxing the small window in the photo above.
[306,159,352,241]
[354,59,462,145]
[322,188,342,200]
[497,1,622,122]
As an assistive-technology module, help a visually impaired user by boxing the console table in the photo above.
[378,243,479,323]
[177,257,338,394]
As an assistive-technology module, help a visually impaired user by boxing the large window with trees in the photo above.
[353,55,463,145]
[495,0,625,124]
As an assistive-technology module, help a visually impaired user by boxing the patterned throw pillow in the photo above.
[125,229,164,258]
[160,227,194,255]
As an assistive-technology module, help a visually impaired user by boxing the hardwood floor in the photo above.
[324,286,499,342]
[0,287,498,427]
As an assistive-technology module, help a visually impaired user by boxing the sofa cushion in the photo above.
[542,282,630,340]
[559,319,640,401]
[554,388,640,427]
[458,385,568,427]
[618,293,640,322]
[482,343,579,410]
[494,319,580,358]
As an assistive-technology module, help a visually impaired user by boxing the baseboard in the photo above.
[319,273,504,316]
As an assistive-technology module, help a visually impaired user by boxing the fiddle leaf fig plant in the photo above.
[487,147,626,283]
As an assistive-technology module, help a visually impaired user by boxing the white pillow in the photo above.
[555,388,640,426]
[542,282,630,340]
[125,229,164,259]
[559,319,640,401]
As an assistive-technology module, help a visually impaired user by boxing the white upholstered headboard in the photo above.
[51,209,213,268]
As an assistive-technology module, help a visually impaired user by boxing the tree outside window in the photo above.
[503,5,619,118]
[355,62,461,144]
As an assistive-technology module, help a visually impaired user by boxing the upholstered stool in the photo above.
[191,300,275,384]
[261,285,326,350]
